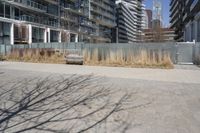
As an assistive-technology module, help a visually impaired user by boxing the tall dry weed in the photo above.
[83,48,173,68]
[7,48,64,64]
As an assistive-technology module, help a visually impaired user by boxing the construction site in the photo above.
[0,0,116,45]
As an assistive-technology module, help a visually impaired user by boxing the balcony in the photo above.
[170,8,179,20]
[183,13,188,22]
[170,16,179,28]
[90,7,115,20]
[90,0,115,12]
[103,0,115,6]
[60,12,78,23]
[19,15,58,27]
[62,5,85,16]
[190,0,200,12]
[69,27,79,33]
[7,0,47,12]
[89,31,98,36]
[61,16,77,23]
[78,27,91,34]
[43,0,58,5]
[20,15,38,23]
[90,15,115,27]
[170,0,176,9]
[48,21,58,27]
[170,1,178,13]
[185,0,190,5]
[80,20,97,29]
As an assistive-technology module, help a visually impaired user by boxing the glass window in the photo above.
[197,20,200,42]
[191,22,194,41]
[15,8,20,20]
[32,27,44,43]
[50,30,59,42]
[0,22,11,44]
[47,4,58,16]
[70,34,76,42]
[0,2,4,17]
[3,23,10,36]
[5,4,10,18]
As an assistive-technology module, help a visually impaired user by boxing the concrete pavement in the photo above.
[0,61,200,84]
[0,62,200,133]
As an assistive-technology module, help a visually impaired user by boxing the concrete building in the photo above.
[0,0,116,44]
[143,28,175,42]
[142,9,148,29]
[170,0,200,42]
[116,0,144,43]
[143,9,152,29]
[89,0,116,43]
[152,19,162,29]
[153,0,162,23]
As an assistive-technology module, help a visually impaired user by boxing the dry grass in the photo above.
[6,48,65,64]
[83,48,174,69]
[6,48,174,69]
[0,54,4,61]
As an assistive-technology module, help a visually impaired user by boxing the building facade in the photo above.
[143,28,175,42]
[143,9,152,29]
[0,0,116,44]
[89,0,116,43]
[153,0,162,23]
[170,0,200,42]
[116,0,144,43]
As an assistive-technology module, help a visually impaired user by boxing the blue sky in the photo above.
[144,0,170,27]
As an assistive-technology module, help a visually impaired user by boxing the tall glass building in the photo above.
[170,0,200,42]
[0,0,116,44]
[116,0,144,43]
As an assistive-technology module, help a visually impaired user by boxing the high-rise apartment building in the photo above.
[152,0,163,29]
[143,28,175,42]
[143,9,152,29]
[0,0,116,44]
[170,0,184,41]
[153,0,162,22]
[116,0,144,43]
[170,0,200,42]
[89,0,116,43]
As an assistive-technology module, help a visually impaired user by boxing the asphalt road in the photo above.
[0,62,200,133]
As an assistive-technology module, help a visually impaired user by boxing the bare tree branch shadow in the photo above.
[0,74,151,133]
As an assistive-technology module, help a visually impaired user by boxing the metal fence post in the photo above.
[175,42,179,64]
[4,43,6,56]
[192,42,195,64]
[29,43,32,49]
[62,42,64,54]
